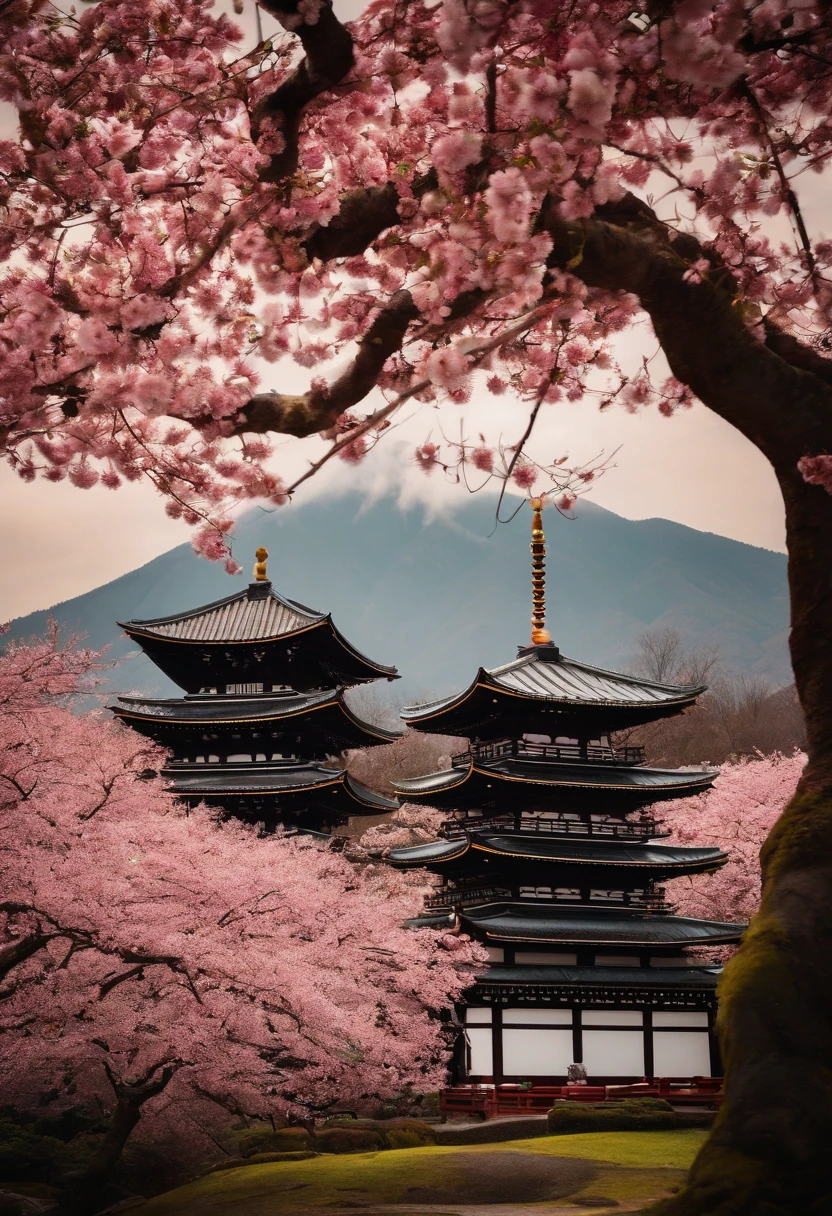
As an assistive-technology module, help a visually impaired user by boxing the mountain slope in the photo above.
[7,495,791,699]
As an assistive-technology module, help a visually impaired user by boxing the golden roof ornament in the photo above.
[253,547,269,582]
[529,496,551,645]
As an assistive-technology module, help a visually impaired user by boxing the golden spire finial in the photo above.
[253,547,269,582]
[529,497,551,645]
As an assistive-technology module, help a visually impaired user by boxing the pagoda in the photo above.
[113,547,400,834]
[387,500,744,1084]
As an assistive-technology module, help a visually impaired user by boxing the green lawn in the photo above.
[517,1129,706,1169]
[141,1130,706,1215]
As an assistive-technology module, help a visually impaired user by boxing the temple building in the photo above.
[112,548,400,833]
[387,500,744,1084]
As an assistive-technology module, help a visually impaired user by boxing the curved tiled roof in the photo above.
[387,833,726,873]
[164,760,398,809]
[394,760,718,797]
[119,581,398,690]
[116,688,336,720]
[461,902,745,947]
[112,689,402,741]
[387,838,471,866]
[120,585,324,644]
[403,644,704,722]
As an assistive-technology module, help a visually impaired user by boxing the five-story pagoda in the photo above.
[113,547,400,834]
[387,500,744,1084]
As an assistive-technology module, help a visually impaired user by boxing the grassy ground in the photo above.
[141,1130,706,1216]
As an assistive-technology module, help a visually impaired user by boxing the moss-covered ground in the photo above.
[141,1130,706,1215]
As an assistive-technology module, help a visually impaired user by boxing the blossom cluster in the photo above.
[663,751,805,927]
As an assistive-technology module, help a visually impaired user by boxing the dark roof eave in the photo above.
[385,833,727,872]
[394,761,717,797]
[111,692,403,742]
[474,964,723,989]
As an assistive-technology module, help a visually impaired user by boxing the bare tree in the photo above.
[620,628,806,767]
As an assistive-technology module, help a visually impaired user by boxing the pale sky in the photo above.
[1,385,784,621]
[0,0,794,621]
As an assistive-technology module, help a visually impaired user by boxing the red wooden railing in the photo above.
[439,1077,723,1120]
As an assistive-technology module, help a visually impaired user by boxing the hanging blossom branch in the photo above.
[283,297,561,496]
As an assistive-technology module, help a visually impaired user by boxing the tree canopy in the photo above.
[2,0,831,560]
[0,626,476,1213]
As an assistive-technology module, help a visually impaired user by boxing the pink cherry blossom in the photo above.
[663,752,805,926]
[567,68,615,128]
[0,0,828,541]
[1,628,477,1203]
[425,346,470,391]
[432,130,482,175]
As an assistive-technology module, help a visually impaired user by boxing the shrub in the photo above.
[414,1092,441,1118]
[379,1121,437,1149]
[319,1119,437,1150]
[312,1128,386,1154]
[236,1128,311,1158]
[546,1098,677,1135]
[0,1115,98,1186]
[383,1129,427,1150]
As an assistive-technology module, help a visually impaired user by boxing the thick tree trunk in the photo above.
[547,211,832,1214]
[55,1066,176,1216]
[56,1097,142,1216]
[650,469,832,1215]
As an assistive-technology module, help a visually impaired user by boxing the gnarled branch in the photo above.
[235,289,418,437]
[256,0,355,185]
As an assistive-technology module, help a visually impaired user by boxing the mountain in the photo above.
[7,494,791,701]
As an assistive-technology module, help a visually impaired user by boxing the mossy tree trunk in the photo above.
[543,202,832,1215]
[648,470,832,1216]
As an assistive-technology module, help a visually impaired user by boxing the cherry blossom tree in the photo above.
[663,752,805,926]
[2,1,832,1207]
[0,629,478,1215]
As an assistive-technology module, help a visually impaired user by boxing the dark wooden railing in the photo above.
[425,884,674,913]
[452,738,646,768]
[424,885,512,910]
[440,813,667,840]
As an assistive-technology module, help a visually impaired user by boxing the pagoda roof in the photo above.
[119,581,398,692]
[112,688,401,748]
[402,644,704,737]
[459,902,745,948]
[164,759,397,811]
[121,583,325,644]
[386,833,726,876]
[394,759,717,807]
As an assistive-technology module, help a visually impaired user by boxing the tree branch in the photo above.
[0,931,51,982]
[540,194,832,465]
[234,288,418,437]
[739,81,817,282]
[255,0,355,185]
[283,297,557,494]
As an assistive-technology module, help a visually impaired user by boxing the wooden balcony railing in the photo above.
[452,738,646,768]
[440,813,667,840]
[425,884,674,914]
